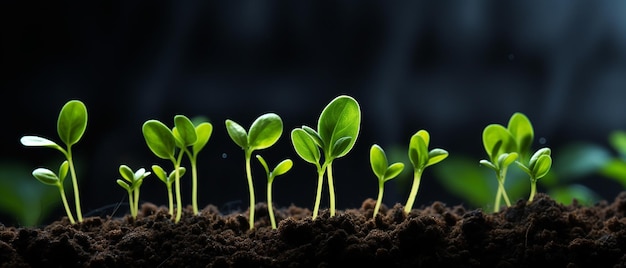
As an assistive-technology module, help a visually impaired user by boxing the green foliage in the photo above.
[404,130,448,213]
[291,95,361,219]
[256,155,293,229]
[116,165,151,219]
[226,113,283,229]
[30,161,75,224]
[370,144,404,217]
[152,165,186,216]
[20,100,87,223]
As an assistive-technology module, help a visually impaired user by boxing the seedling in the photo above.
[291,95,361,219]
[143,116,197,223]
[256,155,293,229]
[404,130,448,213]
[116,165,151,219]
[152,165,186,215]
[31,161,75,224]
[516,148,552,203]
[225,113,283,229]
[20,100,87,223]
[479,123,518,212]
[369,144,404,218]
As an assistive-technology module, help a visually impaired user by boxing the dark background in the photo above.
[2,1,626,226]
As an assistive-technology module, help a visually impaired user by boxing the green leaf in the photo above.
[528,147,551,170]
[119,165,134,182]
[116,179,131,192]
[193,123,213,155]
[507,112,534,158]
[482,124,516,162]
[168,167,186,182]
[302,126,323,148]
[225,119,248,149]
[498,152,518,168]
[515,161,531,175]
[291,128,321,164]
[600,159,626,188]
[32,168,59,186]
[173,115,198,148]
[409,132,428,169]
[370,144,388,179]
[57,100,88,147]
[609,131,626,157]
[415,130,430,148]
[384,162,405,181]
[58,161,69,182]
[273,159,293,177]
[248,113,283,150]
[143,120,176,160]
[532,155,552,179]
[317,95,361,158]
[479,160,498,171]
[151,165,169,184]
[330,136,352,158]
[20,136,63,151]
[426,148,449,167]
[255,155,270,175]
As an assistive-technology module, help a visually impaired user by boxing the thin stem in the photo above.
[128,190,135,219]
[267,181,276,229]
[66,148,83,222]
[373,181,384,218]
[494,169,511,213]
[528,178,537,204]
[58,185,76,224]
[312,164,325,220]
[174,152,185,223]
[134,187,140,218]
[404,169,422,213]
[326,162,336,217]
[494,177,502,213]
[167,184,174,217]
[191,158,199,215]
[245,149,255,229]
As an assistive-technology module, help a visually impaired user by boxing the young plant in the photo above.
[291,95,361,219]
[20,100,87,223]
[143,116,197,223]
[370,144,404,218]
[174,117,213,215]
[404,130,448,213]
[116,165,151,219]
[152,165,186,216]
[225,113,283,229]
[256,155,293,229]
[516,148,552,203]
[479,122,519,212]
[31,161,76,224]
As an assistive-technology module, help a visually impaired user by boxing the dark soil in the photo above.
[2,192,626,267]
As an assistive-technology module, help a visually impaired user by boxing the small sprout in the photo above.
[404,130,448,213]
[291,95,361,219]
[480,123,518,212]
[31,161,75,224]
[225,113,283,229]
[256,155,293,229]
[116,165,151,219]
[516,148,552,203]
[369,144,404,218]
[152,165,186,216]
[20,100,87,223]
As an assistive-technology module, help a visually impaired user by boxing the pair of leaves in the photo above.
[20,100,88,153]
[32,161,69,186]
[143,115,213,161]
[292,95,361,164]
[151,165,186,186]
[482,113,534,164]
[226,113,283,152]
[370,145,404,182]
[116,165,151,192]
[517,148,552,180]
[256,155,293,183]
[408,130,449,171]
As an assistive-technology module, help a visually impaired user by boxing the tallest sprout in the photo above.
[20,100,87,223]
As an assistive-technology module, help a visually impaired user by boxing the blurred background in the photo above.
[2,1,626,226]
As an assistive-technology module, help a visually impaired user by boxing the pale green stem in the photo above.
[404,169,422,213]
[66,148,83,222]
[267,181,276,229]
[190,158,199,215]
[128,190,135,219]
[134,187,140,218]
[494,168,512,213]
[58,185,76,224]
[245,149,255,229]
[312,164,325,220]
[528,177,537,204]
[494,177,502,212]
[326,162,336,217]
[373,181,384,218]
[174,152,185,223]
[167,184,174,217]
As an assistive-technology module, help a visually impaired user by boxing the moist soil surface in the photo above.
[2,192,626,267]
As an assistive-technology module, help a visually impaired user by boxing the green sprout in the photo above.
[142,115,198,223]
[225,113,283,229]
[152,165,186,216]
[291,95,361,219]
[20,100,87,223]
[404,130,448,213]
[516,148,552,203]
[31,161,75,224]
[175,118,212,215]
[256,155,293,229]
[116,165,151,219]
[369,144,404,218]
[479,123,518,212]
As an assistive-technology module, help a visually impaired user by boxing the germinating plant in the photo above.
[152,165,186,216]
[369,144,404,218]
[226,113,283,229]
[256,155,293,229]
[479,123,518,212]
[20,99,87,223]
[291,95,361,219]
[31,161,75,224]
[516,148,552,203]
[116,165,151,219]
[175,118,212,215]
[404,130,449,213]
